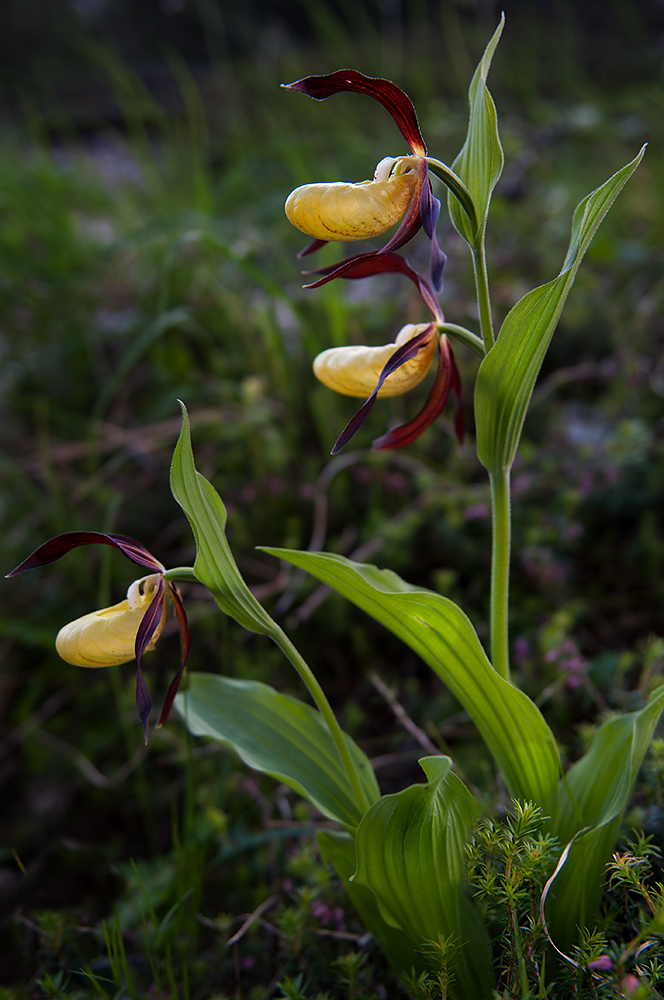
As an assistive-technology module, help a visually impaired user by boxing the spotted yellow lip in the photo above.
[56,575,165,667]
[285,161,419,242]
[313,323,436,398]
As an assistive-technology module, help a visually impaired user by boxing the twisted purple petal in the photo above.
[331,324,436,454]
[420,179,447,292]
[157,582,191,729]
[282,69,427,156]
[6,531,165,577]
[372,336,454,450]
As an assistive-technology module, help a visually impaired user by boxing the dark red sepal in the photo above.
[157,583,191,729]
[372,335,454,450]
[307,251,442,322]
[297,237,328,259]
[6,531,165,577]
[134,576,166,667]
[282,69,426,156]
[331,324,436,454]
[133,577,166,744]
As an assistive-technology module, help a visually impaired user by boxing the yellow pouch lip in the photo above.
[285,158,419,242]
[55,577,165,667]
[313,323,436,398]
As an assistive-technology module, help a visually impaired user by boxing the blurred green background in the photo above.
[1,0,663,995]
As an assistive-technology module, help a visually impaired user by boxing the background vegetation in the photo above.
[1,0,663,995]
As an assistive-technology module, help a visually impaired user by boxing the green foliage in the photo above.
[2,6,664,998]
[353,756,492,998]
[171,402,276,635]
[547,686,664,948]
[475,144,646,476]
[175,673,378,829]
[264,548,561,812]
[448,14,505,246]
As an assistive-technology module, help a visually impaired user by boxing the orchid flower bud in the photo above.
[285,156,420,242]
[313,323,437,398]
[55,574,166,667]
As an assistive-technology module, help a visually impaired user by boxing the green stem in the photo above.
[273,627,371,817]
[490,467,511,681]
[425,157,478,233]
[166,566,369,817]
[472,230,495,351]
[436,323,485,358]
[163,567,199,584]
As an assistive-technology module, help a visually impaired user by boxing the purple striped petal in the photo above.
[134,577,166,743]
[331,324,436,454]
[305,251,442,322]
[282,70,427,156]
[297,237,328,259]
[157,582,191,729]
[420,179,447,292]
[6,531,164,577]
[372,335,454,450]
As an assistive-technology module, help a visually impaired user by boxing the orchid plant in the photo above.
[8,18,663,997]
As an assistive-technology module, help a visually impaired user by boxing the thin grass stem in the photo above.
[490,467,511,681]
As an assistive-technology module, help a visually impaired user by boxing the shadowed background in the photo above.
[1,0,663,994]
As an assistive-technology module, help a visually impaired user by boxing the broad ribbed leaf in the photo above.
[175,673,379,830]
[448,15,504,246]
[317,829,423,974]
[475,146,646,475]
[262,549,561,813]
[353,756,492,999]
[170,403,275,634]
[546,685,664,949]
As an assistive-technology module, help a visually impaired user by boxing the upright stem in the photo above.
[164,567,370,817]
[472,231,495,352]
[490,467,511,681]
[273,628,371,816]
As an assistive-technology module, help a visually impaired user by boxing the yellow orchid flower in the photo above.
[282,70,446,293]
[56,574,166,667]
[285,156,421,243]
[313,323,437,398]
[7,532,191,742]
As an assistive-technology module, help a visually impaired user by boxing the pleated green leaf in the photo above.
[317,829,424,975]
[170,402,275,634]
[262,548,561,813]
[448,14,504,246]
[175,673,379,830]
[475,145,646,475]
[352,756,493,999]
[546,685,664,949]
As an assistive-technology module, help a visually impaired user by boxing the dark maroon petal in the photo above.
[282,69,426,156]
[6,531,164,577]
[331,324,436,454]
[297,237,328,259]
[136,664,153,745]
[420,180,447,292]
[133,577,166,742]
[157,583,191,729]
[372,335,453,450]
[307,251,442,322]
[420,179,440,238]
[134,577,166,666]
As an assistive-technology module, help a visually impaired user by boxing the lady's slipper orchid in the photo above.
[314,322,437,398]
[282,69,446,292]
[309,251,463,453]
[7,532,190,743]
